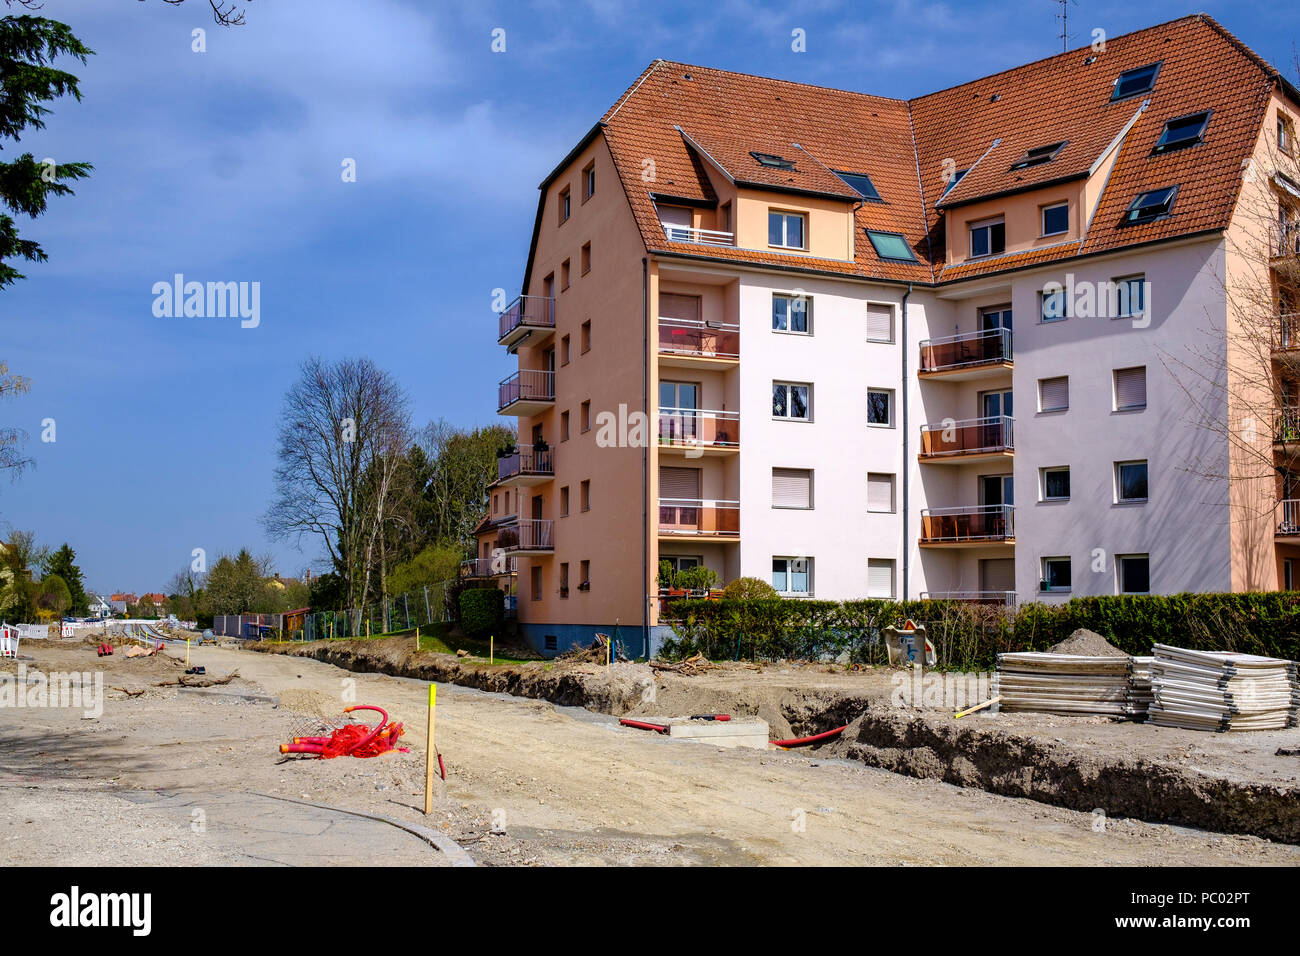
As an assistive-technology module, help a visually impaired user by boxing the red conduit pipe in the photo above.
[771,725,848,748]
[619,718,669,734]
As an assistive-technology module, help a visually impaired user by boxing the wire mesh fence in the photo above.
[297,580,454,641]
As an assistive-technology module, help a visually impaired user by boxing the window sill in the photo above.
[771,328,812,336]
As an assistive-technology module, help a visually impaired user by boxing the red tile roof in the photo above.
[589,14,1289,287]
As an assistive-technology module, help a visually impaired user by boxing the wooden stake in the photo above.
[185,638,190,668]
[415,625,420,652]
[954,695,1002,719]
[423,684,436,814]
[490,634,494,666]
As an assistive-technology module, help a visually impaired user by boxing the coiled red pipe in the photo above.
[771,725,848,748]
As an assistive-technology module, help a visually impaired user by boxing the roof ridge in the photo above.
[908,13,1224,104]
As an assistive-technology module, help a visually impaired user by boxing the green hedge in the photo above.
[659,593,1300,670]
[458,587,504,638]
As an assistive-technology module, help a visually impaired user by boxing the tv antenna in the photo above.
[1054,0,1078,52]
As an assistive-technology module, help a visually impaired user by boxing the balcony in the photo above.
[658,318,740,369]
[497,444,554,486]
[919,590,1016,606]
[919,415,1014,463]
[1277,499,1300,536]
[1275,406,1300,447]
[657,498,740,539]
[919,505,1014,547]
[497,369,555,417]
[1271,222,1300,260]
[460,556,518,579]
[918,328,1013,380]
[497,294,556,349]
[1274,313,1300,350]
[498,519,554,555]
[661,222,735,247]
[658,408,739,456]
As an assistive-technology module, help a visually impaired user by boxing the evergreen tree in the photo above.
[44,542,86,615]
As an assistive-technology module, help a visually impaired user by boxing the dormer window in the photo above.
[751,151,795,170]
[1121,186,1178,226]
[969,217,1006,258]
[833,170,882,201]
[1009,141,1066,170]
[768,210,806,249]
[1154,111,1210,153]
[1111,62,1160,102]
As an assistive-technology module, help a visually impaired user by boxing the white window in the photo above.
[1117,554,1150,594]
[772,293,811,334]
[866,303,894,342]
[1041,202,1069,236]
[1041,466,1070,501]
[969,217,1005,258]
[1114,366,1147,410]
[1038,376,1069,412]
[772,468,813,509]
[867,388,894,427]
[1116,460,1148,502]
[867,472,895,513]
[1112,274,1146,319]
[772,557,811,596]
[1042,556,1072,591]
[867,559,895,599]
[773,381,811,421]
[768,210,806,249]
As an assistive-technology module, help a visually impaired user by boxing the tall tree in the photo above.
[0,529,43,620]
[264,357,411,610]
[0,359,30,481]
[417,419,515,554]
[43,542,86,615]
[0,11,93,288]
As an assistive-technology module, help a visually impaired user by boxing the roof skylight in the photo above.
[751,151,795,169]
[1121,186,1178,225]
[1009,141,1066,171]
[1111,62,1161,102]
[1154,111,1211,153]
[833,169,882,201]
[866,230,916,262]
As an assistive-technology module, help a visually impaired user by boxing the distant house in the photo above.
[109,593,137,614]
[87,595,112,619]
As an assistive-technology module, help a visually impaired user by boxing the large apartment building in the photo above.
[470,14,1300,656]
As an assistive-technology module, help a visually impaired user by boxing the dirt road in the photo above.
[3,641,1297,866]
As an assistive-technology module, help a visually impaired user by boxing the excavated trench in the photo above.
[250,638,1300,844]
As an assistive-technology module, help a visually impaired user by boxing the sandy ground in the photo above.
[2,640,1298,866]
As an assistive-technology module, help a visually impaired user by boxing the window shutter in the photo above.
[658,205,692,226]
[1115,366,1146,409]
[660,466,701,500]
[867,473,894,512]
[867,559,895,598]
[772,468,812,508]
[1039,376,1069,411]
[660,293,701,322]
[866,304,893,342]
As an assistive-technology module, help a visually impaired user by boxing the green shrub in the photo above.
[658,592,1300,669]
[720,577,778,600]
[459,587,504,638]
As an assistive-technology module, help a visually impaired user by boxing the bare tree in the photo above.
[264,357,410,611]
[1161,63,1300,588]
[158,1,251,27]
[0,360,31,482]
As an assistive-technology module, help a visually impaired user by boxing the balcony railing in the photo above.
[497,444,554,481]
[919,327,1012,373]
[1272,222,1300,258]
[1279,499,1300,535]
[660,222,735,246]
[461,556,518,578]
[919,590,1017,607]
[919,415,1014,459]
[498,519,554,553]
[658,498,740,537]
[919,505,1014,544]
[1276,312,1300,350]
[658,318,740,360]
[497,369,555,411]
[658,408,739,450]
[497,294,556,344]
[1276,406,1300,443]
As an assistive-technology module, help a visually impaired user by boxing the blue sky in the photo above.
[2,0,1297,594]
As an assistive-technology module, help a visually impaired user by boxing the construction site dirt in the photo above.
[3,637,1298,866]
